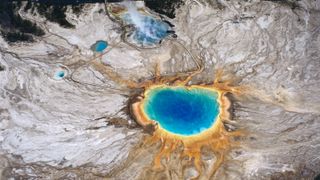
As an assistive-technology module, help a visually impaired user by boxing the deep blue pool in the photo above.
[143,86,220,136]
[92,40,108,52]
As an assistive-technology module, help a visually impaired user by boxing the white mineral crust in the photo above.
[0,0,319,179]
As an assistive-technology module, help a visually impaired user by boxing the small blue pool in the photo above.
[92,41,108,52]
[54,70,66,80]
[143,86,220,136]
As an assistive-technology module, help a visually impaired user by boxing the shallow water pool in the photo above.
[123,14,171,45]
[133,16,170,44]
[53,70,66,80]
[92,41,108,52]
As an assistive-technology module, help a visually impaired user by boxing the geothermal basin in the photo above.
[136,86,221,136]
[129,15,171,45]
[109,2,173,45]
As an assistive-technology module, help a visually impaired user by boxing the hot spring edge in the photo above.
[132,85,222,137]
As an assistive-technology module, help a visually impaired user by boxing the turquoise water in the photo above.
[92,41,108,52]
[133,16,170,44]
[143,87,220,136]
[123,14,171,45]
[54,71,65,80]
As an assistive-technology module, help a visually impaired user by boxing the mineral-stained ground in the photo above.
[0,0,319,179]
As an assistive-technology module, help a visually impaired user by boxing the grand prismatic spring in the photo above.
[142,86,220,136]
[0,0,319,179]
[128,69,244,179]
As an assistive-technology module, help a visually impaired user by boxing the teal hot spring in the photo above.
[92,40,108,52]
[143,86,220,136]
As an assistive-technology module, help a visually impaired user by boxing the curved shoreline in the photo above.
[130,84,232,140]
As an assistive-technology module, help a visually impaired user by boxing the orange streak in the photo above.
[131,82,245,179]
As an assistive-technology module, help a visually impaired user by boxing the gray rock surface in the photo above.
[0,0,319,179]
